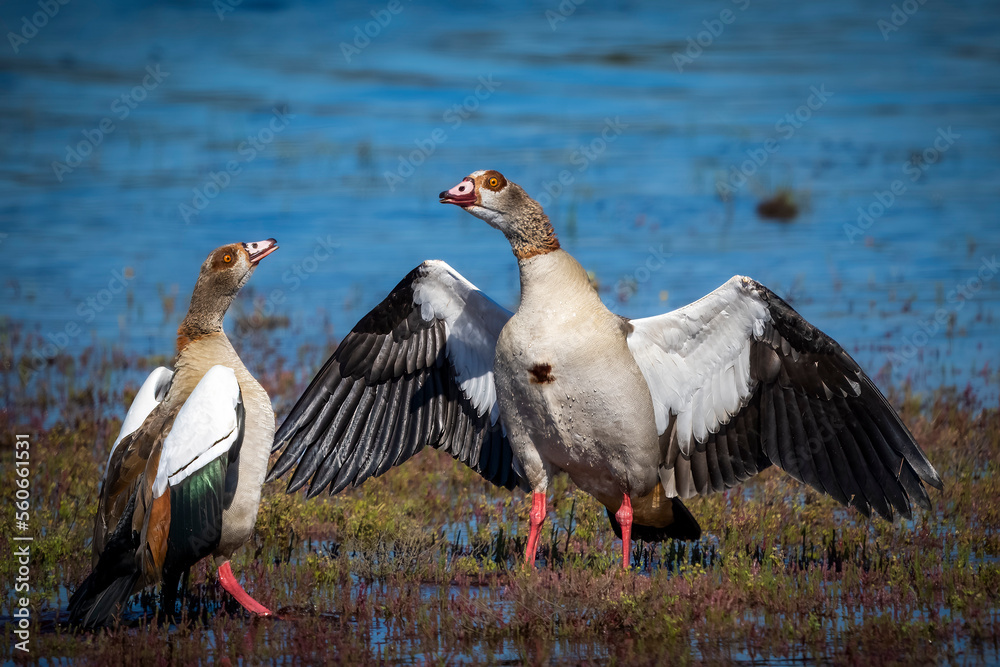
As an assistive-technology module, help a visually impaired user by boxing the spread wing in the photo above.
[626,275,943,520]
[268,260,523,496]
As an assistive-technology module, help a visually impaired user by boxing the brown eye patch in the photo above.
[481,170,507,192]
[211,246,241,270]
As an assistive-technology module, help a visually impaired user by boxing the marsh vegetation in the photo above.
[1,325,998,664]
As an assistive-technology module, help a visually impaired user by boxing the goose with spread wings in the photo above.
[68,239,279,627]
[268,170,942,569]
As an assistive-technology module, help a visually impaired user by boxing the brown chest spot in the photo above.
[529,363,556,384]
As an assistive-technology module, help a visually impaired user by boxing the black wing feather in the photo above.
[268,263,522,495]
[662,279,942,522]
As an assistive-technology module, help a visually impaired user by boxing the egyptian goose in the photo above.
[69,239,279,628]
[269,170,942,569]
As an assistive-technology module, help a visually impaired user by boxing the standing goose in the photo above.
[269,170,942,569]
[69,239,279,628]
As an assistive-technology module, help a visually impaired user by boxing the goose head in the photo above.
[178,238,279,350]
[439,170,559,260]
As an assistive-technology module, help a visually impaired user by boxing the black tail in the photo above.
[68,569,140,629]
[606,497,702,542]
[68,494,142,629]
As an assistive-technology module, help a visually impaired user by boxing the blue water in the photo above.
[1,0,998,402]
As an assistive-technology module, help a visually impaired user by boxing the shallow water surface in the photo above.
[2,0,999,402]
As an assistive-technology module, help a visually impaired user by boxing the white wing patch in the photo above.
[627,276,771,455]
[412,260,511,425]
[152,365,241,498]
[106,366,174,469]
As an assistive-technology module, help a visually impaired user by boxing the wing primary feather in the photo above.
[458,416,480,470]
[341,335,379,379]
[831,396,886,518]
[851,400,911,519]
[483,426,502,483]
[357,381,404,483]
[726,417,748,482]
[412,329,427,374]
[703,431,725,492]
[714,429,737,488]
[426,325,442,367]
[366,335,395,383]
[796,394,849,506]
[378,377,418,476]
[761,389,780,467]
[673,451,694,499]
[450,404,473,460]
[391,339,409,378]
[405,374,433,455]
[425,369,448,445]
[293,389,343,455]
[285,380,365,493]
[783,388,822,492]
[500,431,519,489]
[898,461,932,511]
[770,388,802,481]
[315,385,379,496]
[342,383,392,490]
[690,448,710,495]
[734,400,760,478]
[860,378,942,488]
[811,400,867,512]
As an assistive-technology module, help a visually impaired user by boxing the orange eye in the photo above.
[489,177,499,187]
[223,254,232,263]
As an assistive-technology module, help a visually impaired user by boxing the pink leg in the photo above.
[217,560,273,616]
[616,494,633,570]
[524,492,546,567]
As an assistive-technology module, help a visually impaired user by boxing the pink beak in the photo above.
[439,177,476,207]
[243,238,279,264]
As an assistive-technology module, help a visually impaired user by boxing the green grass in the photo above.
[1,328,998,664]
